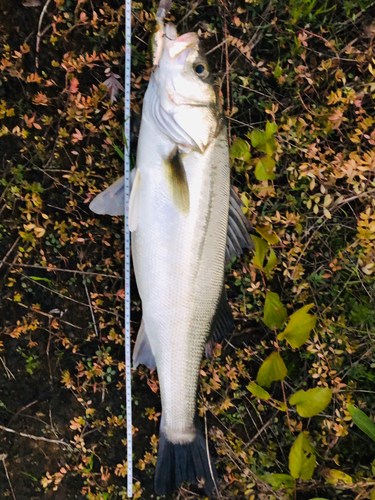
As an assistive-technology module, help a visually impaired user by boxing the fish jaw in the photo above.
[166,32,199,59]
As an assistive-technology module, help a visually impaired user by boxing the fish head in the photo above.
[153,23,223,152]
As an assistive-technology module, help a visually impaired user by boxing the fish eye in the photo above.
[194,62,209,79]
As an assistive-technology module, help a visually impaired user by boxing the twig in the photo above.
[48,407,60,439]
[247,413,277,446]
[0,237,20,271]
[281,381,293,433]
[0,175,15,217]
[35,0,52,70]
[0,253,19,290]
[1,261,121,279]
[84,283,99,337]
[7,400,40,427]
[204,404,221,499]
[18,276,121,318]
[222,441,284,499]
[336,188,375,207]
[224,16,231,142]
[291,186,375,279]
[0,357,15,380]
[6,298,83,330]
[46,321,53,386]
[0,454,16,500]
[0,425,68,447]
[176,1,202,28]
[205,38,229,56]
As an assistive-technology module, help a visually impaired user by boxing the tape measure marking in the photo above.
[125,0,132,497]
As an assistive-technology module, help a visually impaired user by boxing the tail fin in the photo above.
[154,432,218,498]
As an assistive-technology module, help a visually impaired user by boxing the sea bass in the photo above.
[90,20,251,498]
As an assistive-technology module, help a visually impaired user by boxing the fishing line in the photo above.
[124,0,132,497]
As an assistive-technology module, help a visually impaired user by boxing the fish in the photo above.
[89,12,251,498]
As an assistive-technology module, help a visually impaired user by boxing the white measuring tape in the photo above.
[124,0,132,497]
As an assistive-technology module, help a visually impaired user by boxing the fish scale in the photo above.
[132,88,229,493]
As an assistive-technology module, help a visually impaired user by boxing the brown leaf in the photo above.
[103,73,124,103]
[23,0,41,6]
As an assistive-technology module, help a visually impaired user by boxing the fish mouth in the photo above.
[167,32,199,59]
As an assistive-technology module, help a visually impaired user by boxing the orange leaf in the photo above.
[101,109,115,121]
[72,128,83,142]
[70,77,79,94]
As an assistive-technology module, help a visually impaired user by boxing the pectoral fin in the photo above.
[89,169,137,216]
[133,320,156,370]
[163,147,190,215]
[225,186,252,264]
[89,176,125,216]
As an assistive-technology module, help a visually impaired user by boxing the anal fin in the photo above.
[133,320,156,371]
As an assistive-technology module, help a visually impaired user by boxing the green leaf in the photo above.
[265,121,277,139]
[251,235,278,271]
[290,387,332,417]
[323,469,353,485]
[255,224,279,244]
[263,473,294,489]
[30,276,53,285]
[265,141,275,156]
[264,292,287,330]
[273,400,288,411]
[264,247,278,271]
[278,304,317,348]
[289,432,316,480]
[103,128,124,160]
[250,129,267,149]
[255,156,276,181]
[251,234,268,269]
[348,404,375,442]
[229,139,251,161]
[247,382,270,400]
[256,351,287,388]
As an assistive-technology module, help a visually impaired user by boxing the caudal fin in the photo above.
[154,432,218,498]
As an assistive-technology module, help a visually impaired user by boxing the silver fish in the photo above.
[90,18,251,498]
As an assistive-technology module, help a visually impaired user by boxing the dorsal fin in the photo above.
[225,186,252,264]
[205,285,234,357]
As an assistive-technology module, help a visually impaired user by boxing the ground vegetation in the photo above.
[0,0,375,499]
